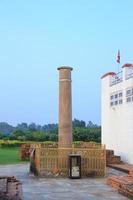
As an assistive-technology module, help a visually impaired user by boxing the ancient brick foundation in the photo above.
[106,149,122,165]
[0,176,23,200]
[107,167,133,199]
[20,144,33,160]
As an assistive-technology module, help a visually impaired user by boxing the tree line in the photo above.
[0,119,101,143]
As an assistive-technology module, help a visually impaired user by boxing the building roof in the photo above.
[122,63,133,68]
[101,72,116,79]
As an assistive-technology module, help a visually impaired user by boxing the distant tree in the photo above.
[0,122,14,135]
[42,124,58,132]
[0,120,101,142]
[11,130,25,140]
[16,123,28,132]
[28,123,37,131]
[73,127,101,143]
[36,125,42,131]
[87,121,99,128]
[73,119,86,128]
[25,131,34,141]
[73,128,89,141]
[49,133,58,141]
[31,131,48,141]
[0,132,4,139]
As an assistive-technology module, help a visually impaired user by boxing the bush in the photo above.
[0,140,25,147]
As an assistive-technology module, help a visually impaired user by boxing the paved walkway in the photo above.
[0,164,129,200]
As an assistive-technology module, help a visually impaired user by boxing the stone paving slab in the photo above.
[0,164,129,200]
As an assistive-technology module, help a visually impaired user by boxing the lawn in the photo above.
[0,147,28,165]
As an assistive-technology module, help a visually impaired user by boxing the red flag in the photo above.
[117,50,120,63]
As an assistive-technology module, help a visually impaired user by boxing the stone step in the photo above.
[107,156,122,165]
[106,149,123,165]
[106,149,114,156]
[108,164,133,174]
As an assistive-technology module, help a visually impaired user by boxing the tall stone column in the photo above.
[57,66,73,148]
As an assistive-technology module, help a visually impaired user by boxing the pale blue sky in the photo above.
[0,0,133,125]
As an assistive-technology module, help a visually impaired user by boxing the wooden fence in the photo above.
[30,143,106,177]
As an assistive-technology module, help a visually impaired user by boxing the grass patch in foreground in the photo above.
[0,147,28,165]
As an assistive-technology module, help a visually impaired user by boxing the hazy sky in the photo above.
[0,0,133,125]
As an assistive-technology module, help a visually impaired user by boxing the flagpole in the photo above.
[118,62,120,73]
[117,50,120,73]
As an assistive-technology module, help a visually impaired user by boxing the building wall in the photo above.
[101,67,133,164]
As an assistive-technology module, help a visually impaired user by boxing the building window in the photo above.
[110,91,123,107]
[115,94,118,98]
[115,101,118,105]
[110,95,113,100]
[119,92,122,97]
[126,89,131,96]
[119,99,123,104]
[126,87,133,103]
[110,102,113,106]
[127,97,131,102]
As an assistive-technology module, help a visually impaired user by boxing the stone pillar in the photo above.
[57,66,73,148]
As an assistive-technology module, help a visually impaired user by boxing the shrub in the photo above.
[0,140,25,147]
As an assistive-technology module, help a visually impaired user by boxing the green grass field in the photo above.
[0,147,28,165]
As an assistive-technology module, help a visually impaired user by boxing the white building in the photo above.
[101,63,133,164]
